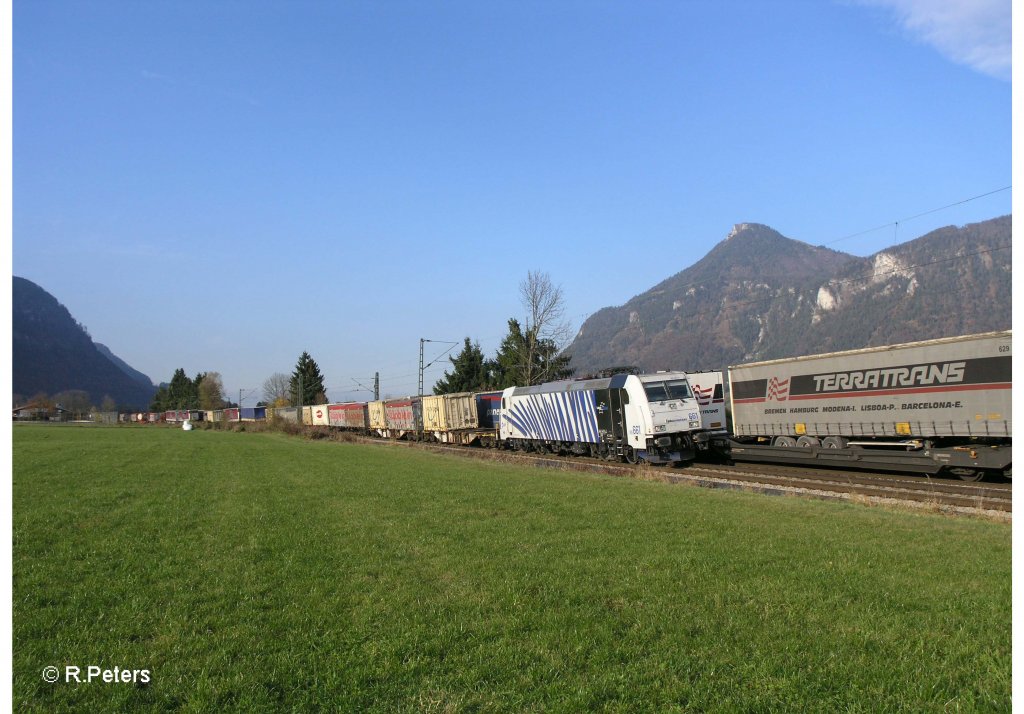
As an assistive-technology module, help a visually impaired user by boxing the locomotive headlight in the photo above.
[655,425,666,432]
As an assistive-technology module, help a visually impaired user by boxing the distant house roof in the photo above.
[12,403,68,415]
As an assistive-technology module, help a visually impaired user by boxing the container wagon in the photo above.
[328,402,369,431]
[456,390,504,446]
[383,397,422,439]
[422,395,451,438]
[271,406,299,423]
[307,405,329,426]
[368,401,388,436]
[423,391,502,445]
[724,331,1011,480]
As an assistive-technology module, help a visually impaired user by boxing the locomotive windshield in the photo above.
[643,380,692,402]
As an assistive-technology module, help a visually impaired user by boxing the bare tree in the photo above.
[263,372,291,406]
[520,270,571,346]
[53,390,91,417]
[502,271,574,386]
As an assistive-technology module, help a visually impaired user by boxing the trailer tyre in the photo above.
[796,436,819,448]
[772,436,797,447]
[822,436,849,449]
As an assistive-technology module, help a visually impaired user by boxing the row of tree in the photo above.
[149,370,226,411]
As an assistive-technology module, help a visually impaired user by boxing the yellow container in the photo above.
[444,392,478,430]
[422,395,449,432]
[368,401,387,431]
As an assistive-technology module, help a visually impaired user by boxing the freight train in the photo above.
[126,331,1012,482]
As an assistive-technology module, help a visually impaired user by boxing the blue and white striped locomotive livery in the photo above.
[502,384,602,443]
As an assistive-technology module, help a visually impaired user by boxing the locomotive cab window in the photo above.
[643,380,692,402]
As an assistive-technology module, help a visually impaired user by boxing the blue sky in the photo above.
[13,0,1011,404]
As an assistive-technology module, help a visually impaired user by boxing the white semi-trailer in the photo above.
[725,331,1011,481]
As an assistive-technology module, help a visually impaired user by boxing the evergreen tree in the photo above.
[433,338,492,394]
[150,369,206,410]
[166,368,197,409]
[492,318,573,388]
[149,385,168,412]
[492,318,528,389]
[289,351,328,405]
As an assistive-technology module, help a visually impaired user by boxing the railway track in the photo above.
[359,437,1012,519]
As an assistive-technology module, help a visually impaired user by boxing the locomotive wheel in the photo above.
[624,446,639,464]
[949,467,985,482]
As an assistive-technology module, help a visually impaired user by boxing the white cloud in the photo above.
[860,0,1010,79]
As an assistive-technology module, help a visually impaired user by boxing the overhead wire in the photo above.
[823,186,1011,247]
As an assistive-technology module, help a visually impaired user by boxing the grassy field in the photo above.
[13,424,1011,712]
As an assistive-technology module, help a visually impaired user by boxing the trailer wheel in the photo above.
[949,467,985,482]
[772,436,797,447]
[822,436,849,449]
[796,436,819,448]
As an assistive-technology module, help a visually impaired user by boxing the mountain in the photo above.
[95,342,155,389]
[13,277,157,409]
[566,216,1011,373]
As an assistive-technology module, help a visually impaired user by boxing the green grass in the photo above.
[13,425,1011,712]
